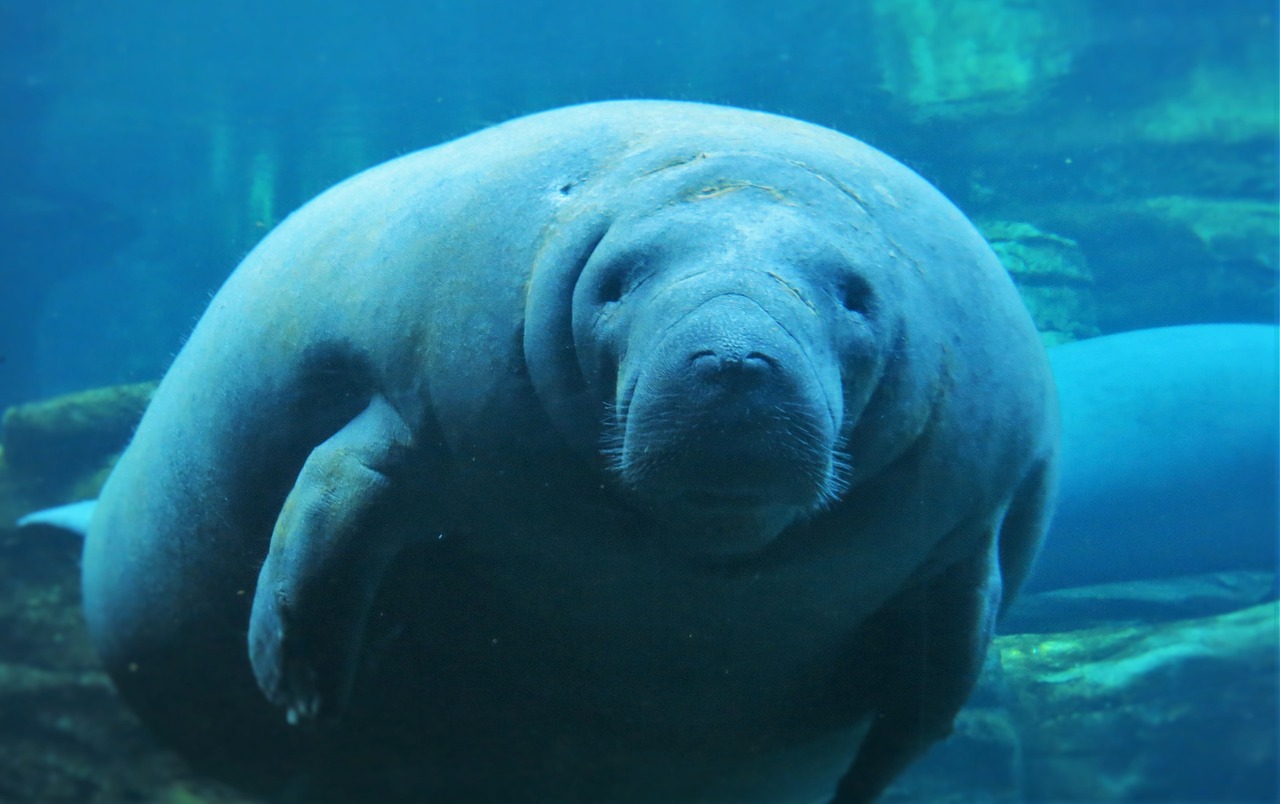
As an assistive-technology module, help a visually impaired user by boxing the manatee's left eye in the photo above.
[838,273,874,316]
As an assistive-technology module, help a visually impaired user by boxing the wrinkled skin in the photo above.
[81,101,1058,802]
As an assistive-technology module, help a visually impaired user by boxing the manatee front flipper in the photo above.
[249,394,415,726]
[833,533,1002,803]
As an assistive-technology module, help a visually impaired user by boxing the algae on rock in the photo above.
[871,0,1090,120]
[890,601,1279,801]
[0,383,154,532]
[1142,196,1280,272]
[982,221,1099,345]
[1001,602,1278,801]
[1,382,154,490]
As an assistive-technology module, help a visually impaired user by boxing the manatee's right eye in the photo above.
[581,240,661,312]
[593,253,655,308]
[597,270,625,305]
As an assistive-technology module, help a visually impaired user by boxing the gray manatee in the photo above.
[76,101,1058,802]
[1028,324,1279,592]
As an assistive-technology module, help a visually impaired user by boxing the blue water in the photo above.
[0,1,1276,801]
[4,0,1274,411]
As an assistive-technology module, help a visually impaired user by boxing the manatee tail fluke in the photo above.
[17,500,98,538]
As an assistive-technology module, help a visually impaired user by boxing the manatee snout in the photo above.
[655,294,799,407]
[612,287,846,547]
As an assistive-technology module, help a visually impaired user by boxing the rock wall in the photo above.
[868,0,1278,340]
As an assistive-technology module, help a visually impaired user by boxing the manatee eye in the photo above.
[597,270,625,305]
[839,274,874,316]
[595,257,653,307]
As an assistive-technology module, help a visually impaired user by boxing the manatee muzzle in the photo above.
[612,285,844,532]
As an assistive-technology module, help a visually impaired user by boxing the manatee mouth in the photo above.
[610,425,843,515]
[605,373,848,536]
[597,276,850,552]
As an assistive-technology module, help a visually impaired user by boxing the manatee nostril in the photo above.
[689,349,776,384]
[690,350,721,377]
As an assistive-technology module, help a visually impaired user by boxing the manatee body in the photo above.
[82,101,1058,802]
[1027,324,1279,592]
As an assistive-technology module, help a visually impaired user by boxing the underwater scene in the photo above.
[0,1,1277,802]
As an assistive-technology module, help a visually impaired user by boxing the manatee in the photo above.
[65,101,1057,801]
[1026,324,1279,593]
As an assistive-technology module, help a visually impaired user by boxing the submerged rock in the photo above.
[1005,602,1279,801]
[1,382,154,492]
[870,0,1090,120]
[982,220,1099,345]
[891,601,1280,801]
[1003,570,1278,634]
[0,499,249,802]
[0,382,249,799]
[0,383,153,523]
[1141,196,1279,269]
[1034,199,1279,331]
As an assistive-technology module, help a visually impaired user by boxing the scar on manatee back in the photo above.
[684,180,793,204]
[638,150,712,177]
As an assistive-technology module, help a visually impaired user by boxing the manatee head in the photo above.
[527,152,912,556]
